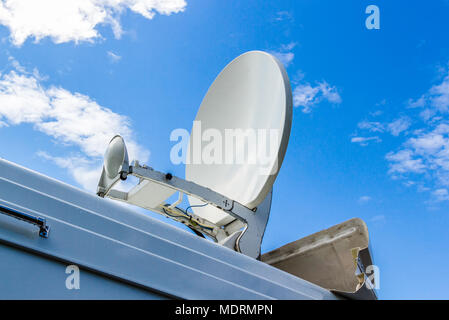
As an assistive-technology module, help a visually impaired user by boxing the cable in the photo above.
[184,202,209,215]
[188,226,206,238]
[162,205,214,231]
[162,207,208,238]
[181,203,215,230]
[162,207,185,219]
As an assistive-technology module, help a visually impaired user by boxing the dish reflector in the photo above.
[105,135,128,179]
[186,51,292,226]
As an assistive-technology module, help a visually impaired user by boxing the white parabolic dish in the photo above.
[186,51,293,226]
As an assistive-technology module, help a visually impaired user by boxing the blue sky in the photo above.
[0,0,449,299]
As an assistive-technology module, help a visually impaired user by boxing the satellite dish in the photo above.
[96,135,129,196]
[105,135,129,180]
[97,51,293,258]
[186,51,292,226]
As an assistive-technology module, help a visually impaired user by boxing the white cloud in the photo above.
[0,0,187,46]
[403,180,416,187]
[433,188,449,202]
[409,125,449,155]
[370,215,385,223]
[407,96,426,108]
[352,65,449,202]
[293,84,318,112]
[270,44,341,113]
[430,73,449,111]
[0,61,149,191]
[387,116,411,136]
[292,70,305,83]
[370,110,383,117]
[319,82,342,103]
[107,51,121,63]
[280,42,296,51]
[274,11,293,22]
[273,52,294,67]
[37,151,102,191]
[385,122,449,196]
[356,117,410,137]
[357,120,384,132]
[351,136,381,146]
[404,70,449,121]
[358,195,372,204]
[419,108,436,121]
[293,81,341,113]
[270,42,297,67]
[386,149,426,174]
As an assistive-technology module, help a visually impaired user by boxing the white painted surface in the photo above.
[186,51,292,225]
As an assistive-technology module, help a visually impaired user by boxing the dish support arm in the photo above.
[97,161,271,259]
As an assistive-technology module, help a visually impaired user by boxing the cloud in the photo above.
[384,66,449,200]
[357,117,410,137]
[280,43,296,51]
[386,149,426,174]
[274,11,293,22]
[348,65,449,202]
[107,51,121,63]
[270,42,297,67]
[409,125,449,154]
[351,136,381,146]
[0,60,149,191]
[37,151,102,191]
[404,70,449,121]
[370,110,383,117]
[433,188,449,202]
[293,81,342,113]
[429,72,449,112]
[273,52,294,67]
[269,44,341,114]
[407,96,426,108]
[0,0,187,46]
[385,123,449,197]
[387,116,411,136]
[357,120,384,133]
[370,214,385,223]
[358,195,372,204]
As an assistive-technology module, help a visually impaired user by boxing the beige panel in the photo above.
[262,218,370,293]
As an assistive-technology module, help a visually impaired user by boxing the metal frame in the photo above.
[0,204,49,238]
[97,160,272,259]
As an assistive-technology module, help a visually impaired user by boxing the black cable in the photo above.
[188,226,206,238]
[184,202,209,215]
